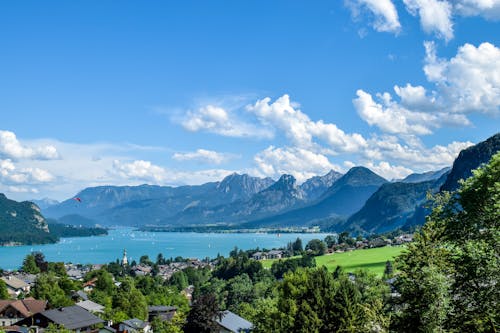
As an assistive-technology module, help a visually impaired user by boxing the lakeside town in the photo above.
[0,231,413,332]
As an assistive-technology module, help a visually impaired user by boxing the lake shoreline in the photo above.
[0,227,332,270]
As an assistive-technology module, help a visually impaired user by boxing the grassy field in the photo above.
[262,246,406,276]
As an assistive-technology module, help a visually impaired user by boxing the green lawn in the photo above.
[262,246,406,276]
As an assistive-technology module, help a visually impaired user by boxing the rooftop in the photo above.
[42,305,105,329]
[215,310,253,333]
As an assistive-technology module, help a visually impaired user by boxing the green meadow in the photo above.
[262,245,406,276]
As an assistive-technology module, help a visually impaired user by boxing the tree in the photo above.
[184,293,220,333]
[0,279,9,299]
[338,231,351,245]
[394,152,500,332]
[140,255,153,266]
[21,254,40,274]
[275,267,337,332]
[443,152,500,331]
[32,273,73,308]
[383,260,393,279]
[86,269,115,295]
[48,262,67,277]
[156,253,166,265]
[305,239,326,256]
[292,237,303,254]
[324,234,338,248]
[226,273,254,311]
[151,313,185,333]
[33,252,48,272]
[169,271,188,291]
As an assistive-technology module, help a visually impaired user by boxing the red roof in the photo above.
[0,298,47,317]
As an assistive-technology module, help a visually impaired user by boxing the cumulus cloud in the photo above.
[112,160,167,183]
[0,158,55,185]
[424,41,500,114]
[247,95,367,153]
[363,161,413,180]
[172,149,234,165]
[181,105,273,138]
[354,41,500,136]
[345,0,401,33]
[253,146,342,183]
[111,159,238,186]
[353,89,471,136]
[0,130,59,160]
[402,0,500,40]
[403,0,454,41]
[7,186,39,194]
[454,0,500,20]
[365,136,474,170]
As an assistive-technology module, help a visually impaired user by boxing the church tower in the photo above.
[122,249,128,266]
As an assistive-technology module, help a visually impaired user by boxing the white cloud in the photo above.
[346,0,401,33]
[172,149,234,165]
[0,158,55,185]
[349,0,500,40]
[355,41,500,136]
[111,159,237,187]
[363,161,413,180]
[424,41,500,114]
[366,136,474,170]
[181,105,273,138]
[354,89,436,135]
[112,160,167,183]
[8,186,39,194]
[253,146,341,183]
[0,130,59,160]
[454,0,500,20]
[247,95,367,153]
[403,0,454,41]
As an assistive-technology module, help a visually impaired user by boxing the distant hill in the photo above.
[242,167,387,230]
[47,219,108,238]
[43,174,274,226]
[441,133,500,191]
[164,174,308,225]
[43,184,180,220]
[299,170,343,201]
[0,194,56,245]
[403,132,500,230]
[401,167,450,183]
[345,175,446,234]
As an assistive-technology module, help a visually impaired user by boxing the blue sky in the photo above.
[1,0,499,201]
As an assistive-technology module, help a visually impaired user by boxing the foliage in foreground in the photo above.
[393,152,500,332]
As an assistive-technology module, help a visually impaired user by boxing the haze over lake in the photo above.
[0,227,330,270]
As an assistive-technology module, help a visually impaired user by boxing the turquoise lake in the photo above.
[0,228,331,270]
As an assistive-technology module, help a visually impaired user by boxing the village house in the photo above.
[0,298,47,327]
[117,318,152,333]
[10,274,37,289]
[251,252,267,261]
[148,305,177,322]
[394,234,414,245]
[83,278,98,293]
[1,276,30,298]
[71,290,89,302]
[131,265,152,276]
[75,300,105,314]
[266,250,283,259]
[214,310,253,333]
[14,305,105,332]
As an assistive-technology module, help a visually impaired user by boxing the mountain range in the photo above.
[6,132,499,243]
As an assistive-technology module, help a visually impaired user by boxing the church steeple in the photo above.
[122,249,128,266]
